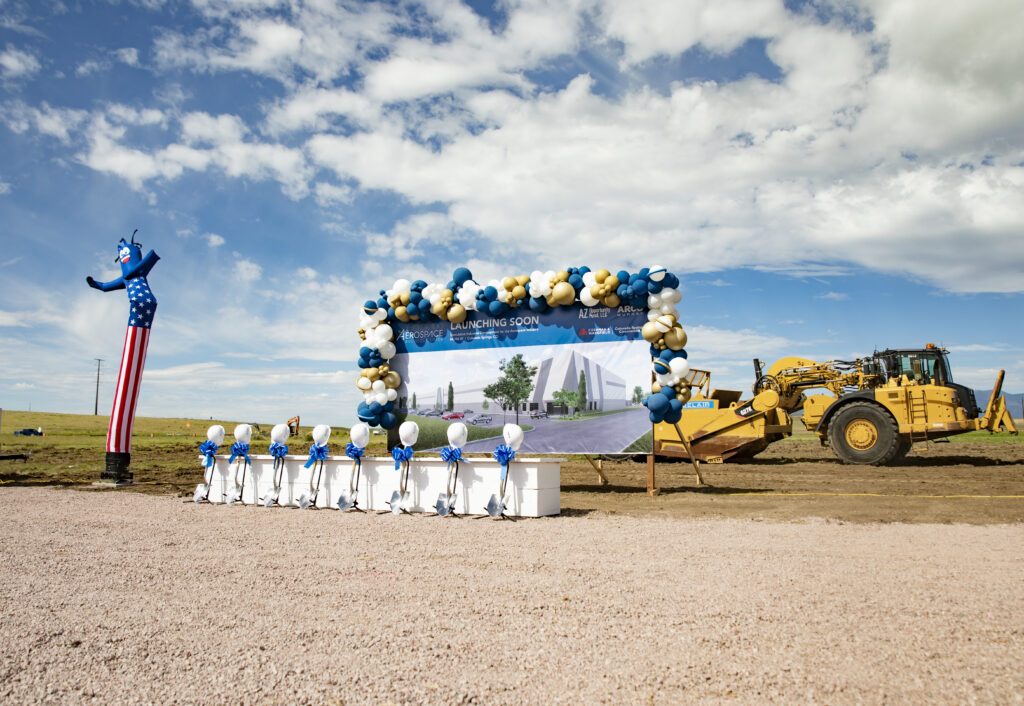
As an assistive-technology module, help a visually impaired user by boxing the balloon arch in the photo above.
[354,266,694,430]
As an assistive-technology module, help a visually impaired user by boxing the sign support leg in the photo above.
[672,422,706,487]
[585,456,609,486]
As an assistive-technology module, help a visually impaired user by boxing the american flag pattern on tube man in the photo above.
[86,230,159,483]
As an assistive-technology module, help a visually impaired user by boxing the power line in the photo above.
[94,358,104,416]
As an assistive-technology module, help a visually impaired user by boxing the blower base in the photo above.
[100,451,134,485]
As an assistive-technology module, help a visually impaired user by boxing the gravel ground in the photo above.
[1,488,1022,704]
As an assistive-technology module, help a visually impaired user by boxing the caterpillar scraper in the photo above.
[654,344,1017,466]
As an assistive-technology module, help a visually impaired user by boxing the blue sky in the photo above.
[1,0,1022,426]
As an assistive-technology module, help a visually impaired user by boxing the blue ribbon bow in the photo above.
[493,444,516,481]
[304,443,329,468]
[199,440,218,468]
[228,442,251,465]
[345,443,365,461]
[392,445,414,470]
[269,441,288,459]
[440,446,463,464]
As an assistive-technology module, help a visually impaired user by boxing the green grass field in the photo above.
[404,414,533,449]
[0,410,386,494]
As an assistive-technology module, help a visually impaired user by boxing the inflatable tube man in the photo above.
[86,230,159,483]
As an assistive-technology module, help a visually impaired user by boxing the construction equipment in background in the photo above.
[287,416,301,436]
[653,344,1017,471]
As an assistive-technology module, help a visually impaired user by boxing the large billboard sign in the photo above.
[390,304,655,454]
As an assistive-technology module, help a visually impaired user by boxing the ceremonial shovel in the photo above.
[387,421,419,514]
[298,425,332,510]
[261,424,291,508]
[337,425,370,512]
[194,425,224,504]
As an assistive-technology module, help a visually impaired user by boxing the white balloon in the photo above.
[207,425,226,444]
[582,271,597,287]
[389,279,411,297]
[270,423,290,444]
[399,421,419,447]
[661,287,681,304]
[647,311,660,322]
[659,303,677,316]
[371,380,386,393]
[669,357,690,378]
[656,372,673,387]
[647,294,663,309]
[312,424,332,445]
[349,422,370,449]
[648,266,666,282]
[386,388,398,401]
[374,392,388,406]
[374,324,394,342]
[233,424,252,444]
[502,423,524,451]
[447,422,468,449]
[356,377,372,391]
[377,341,397,360]
[457,282,481,309]
[579,288,599,307]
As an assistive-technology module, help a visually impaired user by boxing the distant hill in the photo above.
[974,389,1023,417]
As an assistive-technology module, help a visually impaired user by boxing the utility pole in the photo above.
[93,358,104,415]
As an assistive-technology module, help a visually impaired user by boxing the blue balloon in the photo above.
[380,411,397,429]
[661,386,677,399]
[567,274,584,291]
[488,300,507,316]
[452,267,472,286]
[616,270,629,283]
[368,401,382,415]
[633,279,648,296]
[528,296,549,312]
[653,358,671,375]
[646,393,669,414]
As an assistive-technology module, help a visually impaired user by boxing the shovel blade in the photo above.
[388,490,403,514]
[400,490,413,512]
[193,484,207,504]
[435,493,450,517]
[262,492,278,508]
[298,493,312,510]
[225,486,241,505]
[337,493,355,511]
[485,494,504,518]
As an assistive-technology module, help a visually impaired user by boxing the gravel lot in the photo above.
[1,488,1022,704]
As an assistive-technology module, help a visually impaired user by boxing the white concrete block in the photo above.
[203,455,561,517]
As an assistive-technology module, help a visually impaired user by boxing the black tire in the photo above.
[827,401,902,466]
[892,436,913,462]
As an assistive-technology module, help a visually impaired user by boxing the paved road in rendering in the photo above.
[461,407,651,454]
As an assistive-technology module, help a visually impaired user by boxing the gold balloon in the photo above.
[676,388,692,404]
[365,367,381,381]
[511,285,527,301]
[603,293,621,308]
[606,275,620,290]
[399,292,411,306]
[516,274,530,286]
[663,326,688,350]
[641,321,662,342]
[595,269,610,282]
[357,328,366,341]
[651,382,662,394]
[502,276,517,291]
[431,300,447,316]
[552,281,575,306]
[555,270,569,282]
[394,306,410,322]
[447,303,467,324]
[383,371,402,389]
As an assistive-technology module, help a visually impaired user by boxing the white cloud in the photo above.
[816,292,849,301]
[233,258,263,284]
[115,47,139,66]
[0,180,9,195]
[204,233,225,247]
[0,43,40,79]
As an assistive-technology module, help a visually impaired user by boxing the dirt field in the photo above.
[561,437,1024,524]
[1,487,1022,704]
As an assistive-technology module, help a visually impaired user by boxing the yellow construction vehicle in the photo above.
[654,344,1017,465]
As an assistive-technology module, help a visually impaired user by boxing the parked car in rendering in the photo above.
[529,410,548,419]
[469,415,493,425]
[441,412,465,420]
[422,409,442,417]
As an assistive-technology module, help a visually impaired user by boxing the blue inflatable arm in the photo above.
[124,250,160,280]
[86,275,126,292]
